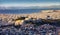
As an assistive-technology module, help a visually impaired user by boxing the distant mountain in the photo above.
[47,5,60,8]
[0,5,60,9]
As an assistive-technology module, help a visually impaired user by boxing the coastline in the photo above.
[0,10,60,19]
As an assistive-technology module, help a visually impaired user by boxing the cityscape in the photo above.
[0,10,60,35]
[0,0,60,35]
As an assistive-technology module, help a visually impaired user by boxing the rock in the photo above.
[15,20,24,26]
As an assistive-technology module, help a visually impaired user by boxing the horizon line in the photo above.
[0,3,60,7]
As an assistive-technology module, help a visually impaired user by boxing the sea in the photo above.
[0,8,60,14]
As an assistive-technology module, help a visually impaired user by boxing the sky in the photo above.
[0,0,60,7]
